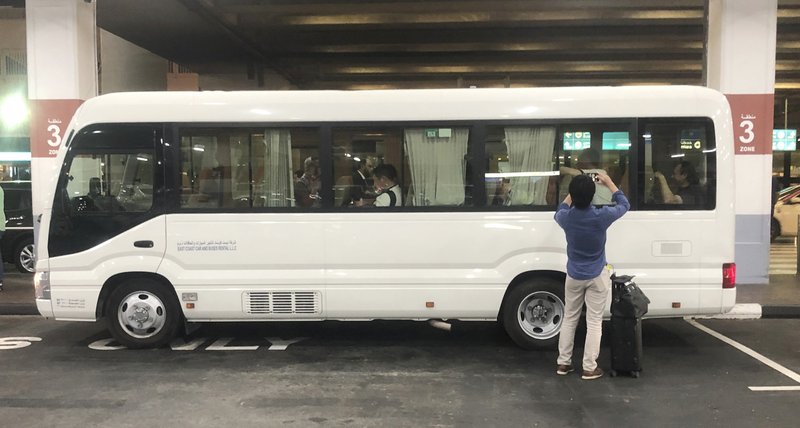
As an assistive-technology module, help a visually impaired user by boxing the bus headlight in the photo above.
[34,271,50,299]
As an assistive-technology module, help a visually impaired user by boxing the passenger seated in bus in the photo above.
[341,158,376,207]
[559,148,613,205]
[294,156,321,208]
[491,178,512,206]
[367,163,402,207]
[654,161,704,206]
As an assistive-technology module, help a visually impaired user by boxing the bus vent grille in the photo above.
[243,291,321,315]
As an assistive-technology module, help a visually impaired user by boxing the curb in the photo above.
[694,303,800,320]
[761,305,800,318]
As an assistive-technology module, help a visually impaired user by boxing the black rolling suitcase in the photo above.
[609,274,650,378]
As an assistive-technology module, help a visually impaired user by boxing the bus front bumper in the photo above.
[36,299,54,318]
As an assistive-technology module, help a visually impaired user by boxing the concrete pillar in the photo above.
[706,0,777,284]
[26,0,98,251]
[99,29,168,93]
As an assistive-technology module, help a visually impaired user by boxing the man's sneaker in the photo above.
[581,368,604,380]
[556,364,574,375]
[0,281,4,292]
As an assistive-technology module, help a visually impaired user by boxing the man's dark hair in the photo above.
[569,174,595,209]
[372,163,397,181]
[677,161,700,185]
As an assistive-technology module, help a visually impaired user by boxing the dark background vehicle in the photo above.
[1,181,35,273]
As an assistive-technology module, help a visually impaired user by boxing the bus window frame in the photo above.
[635,117,717,211]
[162,117,716,214]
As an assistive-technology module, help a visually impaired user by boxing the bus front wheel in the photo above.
[105,278,182,349]
[502,277,565,349]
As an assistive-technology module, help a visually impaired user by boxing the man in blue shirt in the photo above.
[554,172,629,380]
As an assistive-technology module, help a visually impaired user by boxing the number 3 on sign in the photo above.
[47,124,62,147]
[739,119,754,144]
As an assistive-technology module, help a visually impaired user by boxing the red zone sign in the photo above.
[725,93,775,155]
[29,99,84,158]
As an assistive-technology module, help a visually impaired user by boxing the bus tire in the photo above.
[501,277,565,350]
[105,278,182,349]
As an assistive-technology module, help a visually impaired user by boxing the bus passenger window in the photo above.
[332,126,473,208]
[639,120,715,210]
[557,125,631,208]
[180,127,321,210]
[485,126,557,208]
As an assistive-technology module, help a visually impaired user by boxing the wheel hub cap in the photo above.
[530,304,548,322]
[129,305,151,327]
[516,291,565,340]
[117,291,166,339]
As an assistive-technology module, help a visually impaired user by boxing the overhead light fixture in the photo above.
[0,93,29,130]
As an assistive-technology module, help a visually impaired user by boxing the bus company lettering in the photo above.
[55,298,86,309]
[177,240,238,252]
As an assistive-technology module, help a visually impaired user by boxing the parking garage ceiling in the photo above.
[6,1,800,117]
[96,0,715,90]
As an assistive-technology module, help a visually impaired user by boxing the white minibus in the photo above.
[34,86,736,349]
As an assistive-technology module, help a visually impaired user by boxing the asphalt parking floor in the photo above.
[0,316,798,427]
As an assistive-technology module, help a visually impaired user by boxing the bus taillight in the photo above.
[722,263,736,288]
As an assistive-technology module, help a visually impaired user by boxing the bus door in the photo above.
[47,124,166,318]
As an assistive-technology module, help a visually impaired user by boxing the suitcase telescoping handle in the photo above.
[610,273,635,285]
[610,273,650,318]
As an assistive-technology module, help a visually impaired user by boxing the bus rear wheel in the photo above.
[105,278,182,349]
[502,277,565,349]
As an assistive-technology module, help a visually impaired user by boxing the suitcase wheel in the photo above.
[631,371,640,379]
[609,370,617,378]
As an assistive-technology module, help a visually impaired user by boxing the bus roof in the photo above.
[71,86,730,127]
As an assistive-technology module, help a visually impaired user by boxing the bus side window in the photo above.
[485,125,559,208]
[332,126,473,209]
[180,127,321,210]
[639,119,716,210]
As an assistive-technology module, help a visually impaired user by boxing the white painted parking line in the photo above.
[748,386,800,391]
[686,319,800,390]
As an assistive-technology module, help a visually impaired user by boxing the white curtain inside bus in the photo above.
[504,126,556,205]
[256,129,295,207]
[404,128,468,206]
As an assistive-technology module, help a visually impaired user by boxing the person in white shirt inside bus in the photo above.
[367,164,402,207]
